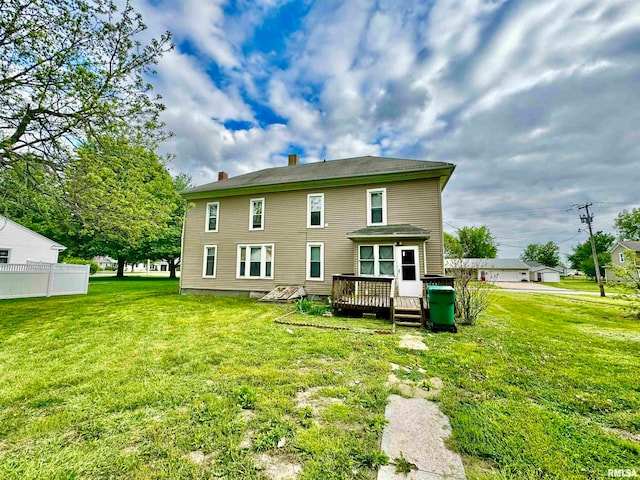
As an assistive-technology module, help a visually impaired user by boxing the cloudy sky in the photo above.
[134,0,640,259]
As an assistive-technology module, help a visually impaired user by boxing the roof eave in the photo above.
[181,166,455,200]
[347,232,431,241]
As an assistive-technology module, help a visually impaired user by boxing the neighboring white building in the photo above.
[525,261,562,283]
[0,216,66,264]
[445,258,530,282]
[95,256,118,269]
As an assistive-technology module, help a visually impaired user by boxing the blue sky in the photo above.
[135,0,640,258]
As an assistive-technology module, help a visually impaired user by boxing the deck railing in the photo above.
[332,274,394,313]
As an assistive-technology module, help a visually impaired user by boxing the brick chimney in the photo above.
[288,154,299,166]
[218,171,228,181]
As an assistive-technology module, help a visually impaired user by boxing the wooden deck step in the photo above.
[392,296,425,328]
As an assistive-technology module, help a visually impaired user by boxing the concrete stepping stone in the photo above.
[378,395,465,480]
[399,334,428,351]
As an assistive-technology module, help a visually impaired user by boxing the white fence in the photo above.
[0,263,90,300]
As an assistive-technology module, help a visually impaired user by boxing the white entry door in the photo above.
[396,246,421,297]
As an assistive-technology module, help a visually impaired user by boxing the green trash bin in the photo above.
[427,286,457,333]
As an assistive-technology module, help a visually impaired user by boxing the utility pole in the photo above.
[579,203,605,297]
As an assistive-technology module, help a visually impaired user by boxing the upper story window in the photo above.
[205,202,219,232]
[367,188,387,226]
[307,193,324,228]
[619,252,625,263]
[202,245,217,278]
[0,249,9,264]
[250,198,265,230]
[237,244,274,279]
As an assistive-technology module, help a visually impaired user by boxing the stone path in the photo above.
[378,395,466,480]
[398,334,429,351]
[379,360,465,480]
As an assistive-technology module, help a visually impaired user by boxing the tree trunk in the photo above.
[169,258,176,279]
[117,257,126,278]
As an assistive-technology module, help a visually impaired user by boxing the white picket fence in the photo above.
[0,263,90,300]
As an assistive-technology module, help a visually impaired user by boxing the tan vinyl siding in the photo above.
[181,178,445,295]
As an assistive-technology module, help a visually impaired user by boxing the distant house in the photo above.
[605,241,640,282]
[95,256,118,269]
[179,155,455,297]
[0,215,66,264]
[445,258,530,282]
[525,261,562,282]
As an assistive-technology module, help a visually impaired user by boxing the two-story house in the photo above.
[179,155,455,298]
[605,241,640,282]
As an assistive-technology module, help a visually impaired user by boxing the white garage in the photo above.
[526,262,562,283]
[445,258,530,282]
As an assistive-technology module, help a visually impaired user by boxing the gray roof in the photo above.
[445,258,530,270]
[620,241,640,252]
[526,262,563,273]
[347,224,431,240]
[182,156,454,195]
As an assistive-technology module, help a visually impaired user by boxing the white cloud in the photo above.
[132,0,640,258]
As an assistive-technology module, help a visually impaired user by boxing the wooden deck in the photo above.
[331,274,455,328]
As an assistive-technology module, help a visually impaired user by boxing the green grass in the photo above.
[542,276,601,292]
[1,279,639,478]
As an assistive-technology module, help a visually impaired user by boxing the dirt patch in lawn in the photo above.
[293,386,345,417]
[253,452,302,480]
[604,427,640,444]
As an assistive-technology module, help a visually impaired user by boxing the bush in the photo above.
[62,257,100,274]
[296,298,331,316]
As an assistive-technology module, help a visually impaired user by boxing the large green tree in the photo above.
[451,225,498,258]
[444,232,463,258]
[138,173,192,279]
[567,232,615,279]
[520,242,561,267]
[0,0,172,172]
[614,208,640,241]
[65,135,177,277]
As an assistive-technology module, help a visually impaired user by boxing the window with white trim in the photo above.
[359,245,394,276]
[367,188,387,226]
[306,243,324,281]
[237,244,274,279]
[202,245,217,278]
[0,249,9,264]
[205,202,219,232]
[619,252,625,263]
[307,193,324,228]
[250,198,265,230]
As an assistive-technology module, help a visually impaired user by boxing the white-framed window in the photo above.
[619,252,625,263]
[306,242,324,281]
[249,198,265,230]
[307,193,324,228]
[202,245,217,278]
[237,244,274,279]
[359,245,394,276]
[367,188,387,226]
[205,202,219,232]
[0,249,9,264]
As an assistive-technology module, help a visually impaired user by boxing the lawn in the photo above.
[1,279,639,479]
[542,276,601,292]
